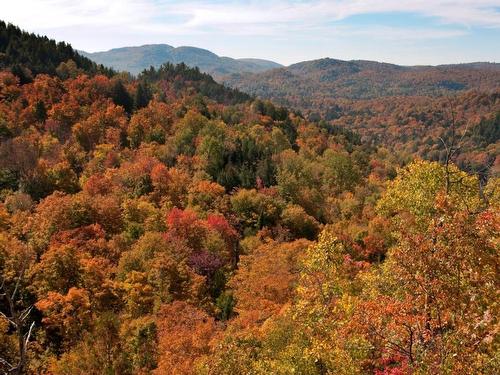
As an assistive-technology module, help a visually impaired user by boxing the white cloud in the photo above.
[159,0,500,29]
[3,0,500,34]
[3,1,143,29]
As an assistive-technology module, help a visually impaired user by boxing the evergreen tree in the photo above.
[134,82,152,110]
[0,20,115,79]
[34,100,47,123]
[111,80,133,113]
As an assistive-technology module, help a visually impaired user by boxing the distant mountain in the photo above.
[81,44,282,78]
[80,44,175,76]
[223,58,500,106]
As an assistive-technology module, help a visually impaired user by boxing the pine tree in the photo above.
[134,82,151,110]
[111,80,133,113]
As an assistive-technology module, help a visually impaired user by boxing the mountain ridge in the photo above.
[223,57,500,103]
[81,44,283,78]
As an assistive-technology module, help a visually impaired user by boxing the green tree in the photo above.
[134,82,152,110]
[111,80,133,113]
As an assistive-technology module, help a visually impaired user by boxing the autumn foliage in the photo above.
[0,27,499,375]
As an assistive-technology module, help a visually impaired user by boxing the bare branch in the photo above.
[11,259,27,302]
[24,321,35,348]
[0,311,16,327]
[0,256,34,375]
[19,306,33,322]
[437,137,449,156]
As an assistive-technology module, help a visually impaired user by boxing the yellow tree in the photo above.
[229,239,310,332]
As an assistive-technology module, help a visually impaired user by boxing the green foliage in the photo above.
[139,62,251,105]
[0,168,18,191]
[377,159,480,228]
[471,111,500,147]
[111,80,133,113]
[231,189,283,231]
[215,292,235,321]
[281,204,320,240]
[321,149,361,194]
[134,82,152,110]
[174,110,209,156]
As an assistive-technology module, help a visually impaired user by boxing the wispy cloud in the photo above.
[159,0,500,30]
[4,0,500,35]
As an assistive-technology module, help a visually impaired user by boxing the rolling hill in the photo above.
[223,58,500,104]
[224,58,500,174]
[81,44,282,77]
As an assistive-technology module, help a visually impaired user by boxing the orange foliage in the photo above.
[154,301,219,375]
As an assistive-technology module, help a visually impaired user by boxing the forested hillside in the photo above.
[0,21,114,82]
[225,58,500,100]
[0,23,498,375]
[325,92,500,175]
[225,58,500,174]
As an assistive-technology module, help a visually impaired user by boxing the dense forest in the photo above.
[225,58,500,101]
[0,22,499,375]
[225,58,500,177]
[325,93,500,176]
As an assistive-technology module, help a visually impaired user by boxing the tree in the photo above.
[321,149,361,194]
[35,288,92,351]
[368,159,499,373]
[55,60,82,80]
[196,121,231,181]
[73,103,127,151]
[48,312,131,375]
[34,100,47,123]
[155,301,219,375]
[134,82,152,110]
[117,231,204,305]
[199,230,364,375]
[0,234,35,375]
[230,189,283,232]
[378,203,499,373]
[377,160,480,230]
[281,204,320,240]
[110,79,133,113]
[128,101,172,147]
[229,239,310,331]
[188,180,227,213]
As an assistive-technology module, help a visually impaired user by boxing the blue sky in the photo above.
[3,0,500,66]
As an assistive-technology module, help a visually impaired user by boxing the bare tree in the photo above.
[0,259,35,375]
[438,98,496,210]
[437,98,470,195]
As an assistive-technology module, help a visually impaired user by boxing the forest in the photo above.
[0,21,499,375]
[225,59,500,175]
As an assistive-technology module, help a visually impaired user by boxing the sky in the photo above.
[2,0,500,66]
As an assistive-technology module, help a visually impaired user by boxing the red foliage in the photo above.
[166,208,207,250]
